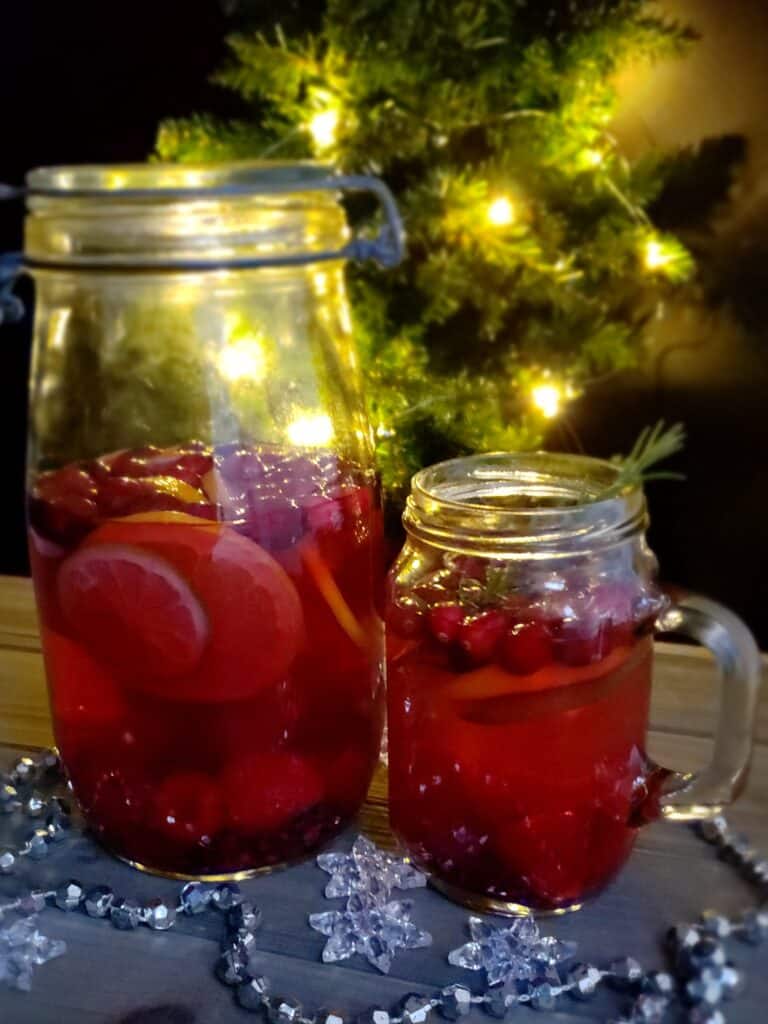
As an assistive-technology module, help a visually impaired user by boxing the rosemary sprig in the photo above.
[601,420,686,498]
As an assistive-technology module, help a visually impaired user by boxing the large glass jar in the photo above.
[386,453,760,914]
[18,162,403,878]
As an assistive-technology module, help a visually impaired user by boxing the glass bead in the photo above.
[228,900,263,934]
[667,924,702,952]
[45,811,72,843]
[439,984,473,1019]
[718,834,754,865]
[687,1008,725,1024]
[54,879,85,911]
[180,881,215,915]
[482,989,510,1018]
[0,783,20,814]
[143,897,176,930]
[17,891,47,915]
[700,912,731,939]
[677,938,726,978]
[314,1008,345,1024]
[356,1010,391,1024]
[719,963,745,1000]
[110,897,141,930]
[237,976,270,1012]
[25,829,50,860]
[227,901,264,933]
[696,819,725,843]
[211,882,243,911]
[229,931,258,959]
[24,794,45,818]
[266,995,303,1024]
[37,749,60,774]
[684,974,723,1008]
[399,994,433,1024]
[567,963,603,1000]
[607,957,644,990]
[84,885,114,918]
[642,971,675,997]
[528,980,557,1012]
[747,859,768,882]
[0,849,16,874]
[739,908,768,945]
[10,757,36,786]
[631,994,668,1023]
[215,949,251,986]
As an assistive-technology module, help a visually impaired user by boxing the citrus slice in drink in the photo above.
[71,516,304,700]
[58,543,209,680]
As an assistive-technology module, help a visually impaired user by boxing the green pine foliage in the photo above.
[156,0,698,499]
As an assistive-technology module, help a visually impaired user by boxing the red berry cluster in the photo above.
[388,578,643,673]
[29,442,374,557]
[29,445,215,545]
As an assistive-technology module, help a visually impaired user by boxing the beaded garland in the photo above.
[1,750,766,1023]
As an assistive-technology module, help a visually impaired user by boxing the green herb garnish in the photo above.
[602,420,686,498]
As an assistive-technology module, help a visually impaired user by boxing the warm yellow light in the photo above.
[487,196,515,227]
[583,148,604,167]
[643,239,673,271]
[308,108,339,151]
[530,383,564,419]
[217,335,267,383]
[286,413,335,447]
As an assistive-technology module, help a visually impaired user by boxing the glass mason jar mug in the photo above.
[13,162,405,878]
[386,453,760,914]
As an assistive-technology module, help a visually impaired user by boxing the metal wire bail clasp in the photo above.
[0,183,25,325]
[0,252,24,326]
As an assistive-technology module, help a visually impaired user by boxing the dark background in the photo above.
[1,0,767,645]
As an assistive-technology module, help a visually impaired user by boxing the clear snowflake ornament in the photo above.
[317,835,427,900]
[0,914,66,991]
[448,915,577,987]
[310,892,431,973]
[311,836,431,973]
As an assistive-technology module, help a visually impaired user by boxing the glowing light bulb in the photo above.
[487,196,515,227]
[286,413,335,447]
[583,149,604,167]
[218,335,267,383]
[530,382,564,419]
[643,239,673,271]
[308,108,340,151]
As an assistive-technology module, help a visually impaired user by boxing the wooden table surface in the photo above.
[0,576,766,1024]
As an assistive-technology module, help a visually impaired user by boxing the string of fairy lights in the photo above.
[303,94,686,432]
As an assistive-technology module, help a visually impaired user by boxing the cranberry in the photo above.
[80,458,113,485]
[45,466,99,499]
[499,619,553,674]
[152,772,224,845]
[170,452,213,486]
[29,493,99,545]
[427,603,464,644]
[458,610,507,666]
[221,752,324,833]
[555,620,613,666]
[386,596,425,638]
[96,476,159,518]
[109,445,164,477]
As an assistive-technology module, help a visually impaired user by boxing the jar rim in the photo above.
[25,161,336,200]
[404,451,647,558]
[23,161,350,270]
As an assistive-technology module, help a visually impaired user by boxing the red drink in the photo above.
[28,442,384,877]
[387,582,659,913]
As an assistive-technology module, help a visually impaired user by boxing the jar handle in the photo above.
[653,594,761,820]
